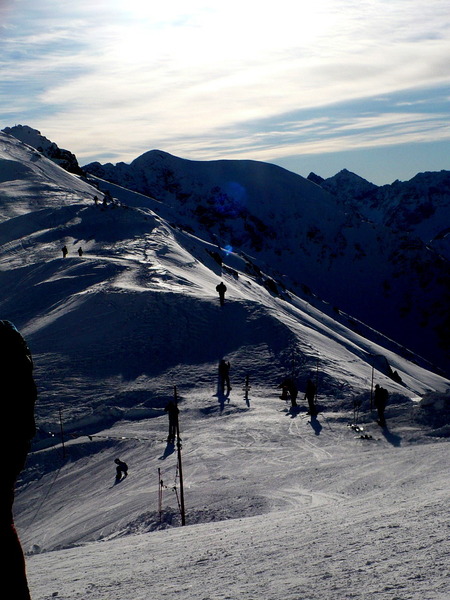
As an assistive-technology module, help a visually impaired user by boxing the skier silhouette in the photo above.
[0,320,37,600]
[280,377,298,408]
[164,400,179,443]
[305,379,317,415]
[77,247,83,257]
[218,359,231,395]
[216,281,227,306]
[374,384,389,426]
[114,458,128,482]
[61,245,68,258]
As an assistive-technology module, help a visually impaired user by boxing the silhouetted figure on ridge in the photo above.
[216,281,227,306]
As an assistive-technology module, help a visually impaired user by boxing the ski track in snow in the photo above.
[20,390,450,600]
[1,131,448,600]
[24,438,449,600]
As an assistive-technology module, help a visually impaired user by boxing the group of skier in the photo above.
[162,357,391,443]
[61,245,83,258]
[279,376,318,415]
[2,316,392,599]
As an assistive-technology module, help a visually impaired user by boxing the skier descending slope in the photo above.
[114,458,128,483]
[0,320,37,600]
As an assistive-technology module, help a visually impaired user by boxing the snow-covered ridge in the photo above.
[2,124,83,175]
[83,149,450,375]
[0,129,449,600]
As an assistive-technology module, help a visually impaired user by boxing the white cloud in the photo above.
[1,0,450,171]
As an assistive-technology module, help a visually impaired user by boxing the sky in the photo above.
[1,0,450,185]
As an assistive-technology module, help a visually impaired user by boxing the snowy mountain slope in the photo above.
[0,131,449,599]
[2,125,83,175]
[84,151,450,376]
[0,131,95,223]
[312,167,450,260]
[0,131,445,429]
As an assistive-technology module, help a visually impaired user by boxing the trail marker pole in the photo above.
[243,375,251,403]
[59,408,66,460]
[174,386,186,526]
[315,358,319,405]
[176,418,186,525]
[370,365,374,411]
[158,468,163,523]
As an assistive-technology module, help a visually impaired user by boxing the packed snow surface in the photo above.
[0,131,448,600]
[19,392,450,600]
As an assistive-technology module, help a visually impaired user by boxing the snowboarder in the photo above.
[164,400,179,443]
[216,281,227,306]
[218,359,231,395]
[61,245,68,258]
[280,377,298,407]
[374,384,389,426]
[305,379,317,415]
[114,458,128,482]
[0,320,37,600]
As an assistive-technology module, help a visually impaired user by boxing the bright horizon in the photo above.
[1,0,450,184]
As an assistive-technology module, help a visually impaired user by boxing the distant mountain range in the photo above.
[82,149,449,375]
[2,125,449,376]
[308,168,450,260]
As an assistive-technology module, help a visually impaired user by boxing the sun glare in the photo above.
[116,0,196,22]
[111,1,337,68]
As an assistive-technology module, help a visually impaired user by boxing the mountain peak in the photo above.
[306,172,324,185]
[2,124,83,175]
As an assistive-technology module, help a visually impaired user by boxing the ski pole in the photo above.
[158,468,163,523]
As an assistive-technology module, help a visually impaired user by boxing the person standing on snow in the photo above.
[0,320,37,600]
[216,281,227,306]
[164,400,179,444]
[280,377,298,408]
[305,379,317,416]
[374,384,389,427]
[218,359,231,395]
